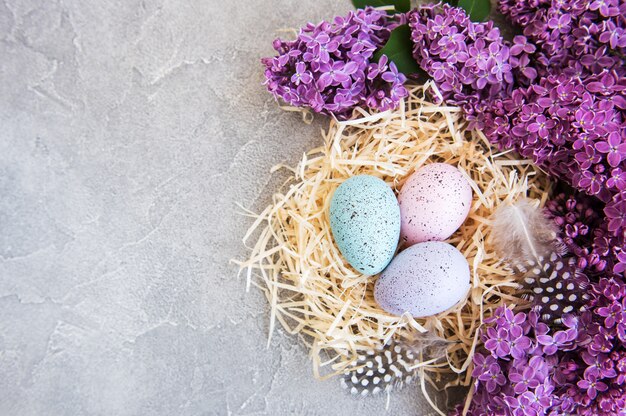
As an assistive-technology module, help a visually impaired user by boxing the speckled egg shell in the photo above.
[329,175,401,276]
[374,241,470,317]
[398,163,472,246]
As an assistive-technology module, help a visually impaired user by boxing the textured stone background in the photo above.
[0,0,447,414]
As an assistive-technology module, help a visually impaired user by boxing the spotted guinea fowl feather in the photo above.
[340,334,450,396]
[518,255,590,324]
[491,198,588,326]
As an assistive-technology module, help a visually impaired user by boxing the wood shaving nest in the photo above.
[236,81,552,408]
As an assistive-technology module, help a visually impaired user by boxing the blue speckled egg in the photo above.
[329,175,401,276]
[374,241,470,317]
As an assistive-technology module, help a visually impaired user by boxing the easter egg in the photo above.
[374,241,470,317]
[330,175,401,276]
[398,163,473,246]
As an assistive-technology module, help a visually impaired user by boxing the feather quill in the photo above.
[491,198,561,268]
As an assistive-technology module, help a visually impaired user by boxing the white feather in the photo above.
[491,198,559,267]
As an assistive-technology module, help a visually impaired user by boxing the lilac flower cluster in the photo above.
[547,192,626,275]
[456,301,626,416]
[494,0,626,260]
[490,72,626,198]
[408,1,626,277]
[459,306,578,415]
[261,8,408,119]
[547,275,626,415]
[408,3,513,128]
[500,0,626,67]
[443,184,622,416]
[452,189,626,415]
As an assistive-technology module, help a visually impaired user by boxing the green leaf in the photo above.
[373,24,422,75]
[457,0,491,21]
[351,0,411,13]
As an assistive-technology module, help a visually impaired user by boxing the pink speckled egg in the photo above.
[398,163,472,246]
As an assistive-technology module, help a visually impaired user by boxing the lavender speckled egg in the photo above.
[398,163,472,246]
[330,175,400,276]
[374,242,470,317]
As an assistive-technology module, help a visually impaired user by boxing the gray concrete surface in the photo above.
[0,1,447,414]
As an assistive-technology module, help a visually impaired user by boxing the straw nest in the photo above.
[237,82,552,411]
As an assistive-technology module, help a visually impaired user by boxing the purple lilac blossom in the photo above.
[261,8,409,119]
[490,0,626,258]
[408,2,626,278]
[452,193,626,415]
[408,3,514,129]
[547,192,626,274]
[261,5,626,411]
[453,301,626,416]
